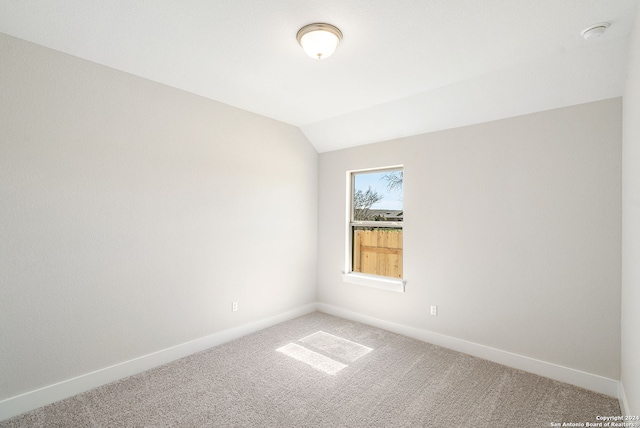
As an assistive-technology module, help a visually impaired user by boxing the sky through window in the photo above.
[353,171,403,210]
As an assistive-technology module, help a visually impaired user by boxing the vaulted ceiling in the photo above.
[1,0,637,152]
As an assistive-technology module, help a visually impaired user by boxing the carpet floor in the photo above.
[1,312,620,427]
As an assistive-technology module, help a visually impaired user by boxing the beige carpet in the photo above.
[1,312,620,427]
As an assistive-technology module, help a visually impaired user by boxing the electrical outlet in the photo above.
[430,305,437,316]
[232,302,238,312]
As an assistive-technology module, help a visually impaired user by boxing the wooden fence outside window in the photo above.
[352,229,402,279]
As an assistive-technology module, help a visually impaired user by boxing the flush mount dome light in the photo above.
[296,23,343,60]
[581,22,610,40]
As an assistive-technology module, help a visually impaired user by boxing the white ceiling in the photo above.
[0,0,637,152]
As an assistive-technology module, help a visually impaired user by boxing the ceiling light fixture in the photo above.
[296,23,343,60]
[581,22,610,40]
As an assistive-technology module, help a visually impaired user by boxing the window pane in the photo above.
[352,170,403,221]
[352,226,403,278]
[350,169,403,279]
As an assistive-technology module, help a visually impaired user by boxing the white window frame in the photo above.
[342,165,406,293]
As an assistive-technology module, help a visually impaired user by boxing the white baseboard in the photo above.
[0,302,622,422]
[317,303,620,398]
[0,303,318,422]
[619,382,630,416]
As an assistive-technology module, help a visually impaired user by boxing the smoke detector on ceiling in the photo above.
[581,23,610,40]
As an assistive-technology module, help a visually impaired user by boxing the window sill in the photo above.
[342,272,406,293]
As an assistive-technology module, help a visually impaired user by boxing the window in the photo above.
[344,166,405,292]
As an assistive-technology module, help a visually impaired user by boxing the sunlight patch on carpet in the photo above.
[276,343,347,375]
[276,331,374,375]
[299,331,373,363]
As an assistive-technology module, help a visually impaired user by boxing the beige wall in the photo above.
[0,33,318,400]
[318,99,622,379]
[622,3,640,416]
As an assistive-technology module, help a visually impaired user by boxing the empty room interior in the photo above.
[1,1,640,426]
